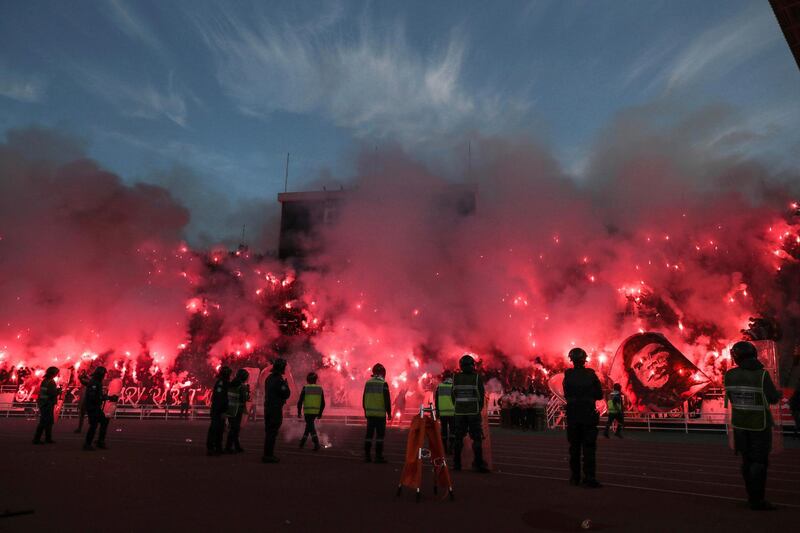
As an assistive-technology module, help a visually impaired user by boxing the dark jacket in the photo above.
[84,377,108,415]
[37,378,59,409]
[210,378,229,416]
[450,370,486,414]
[563,366,603,423]
[297,386,325,417]
[727,358,782,426]
[265,373,290,412]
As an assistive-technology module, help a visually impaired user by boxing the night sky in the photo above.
[1,1,798,243]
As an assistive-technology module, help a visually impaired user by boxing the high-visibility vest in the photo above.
[436,383,455,417]
[226,384,247,417]
[725,368,770,431]
[302,384,323,415]
[364,378,387,418]
[225,385,242,417]
[453,373,480,416]
[606,391,622,414]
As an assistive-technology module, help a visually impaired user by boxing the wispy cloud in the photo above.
[104,0,165,55]
[76,67,189,127]
[192,5,530,146]
[0,68,46,103]
[662,4,779,93]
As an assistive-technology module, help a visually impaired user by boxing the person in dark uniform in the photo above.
[451,354,489,473]
[363,363,392,463]
[206,366,231,456]
[74,369,90,433]
[225,369,250,453]
[563,348,603,488]
[33,366,61,445]
[262,358,290,463]
[297,372,325,451]
[724,341,782,510]
[83,367,117,451]
[435,372,455,453]
[179,386,191,419]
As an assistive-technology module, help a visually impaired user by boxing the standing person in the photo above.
[789,383,800,440]
[363,363,392,463]
[206,366,231,456]
[33,367,61,445]
[451,354,489,473]
[262,359,290,463]
[435,372,455,453]
[393,385,408,425]
[179,386,191,419]
[83,367,117,451]
[73,369,90,433]
[604,383,625,438]
[724,341,782,510]
[297,372,325,451]
[225,369,250,454]
[524,387,536,431]
[563,348,603,488]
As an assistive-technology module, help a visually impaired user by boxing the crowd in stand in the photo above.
[498,387,550,430]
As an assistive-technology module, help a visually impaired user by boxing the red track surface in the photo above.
[1,419,798,532]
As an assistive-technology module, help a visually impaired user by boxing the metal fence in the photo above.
[544,395,798,434]
[0,402,501,428]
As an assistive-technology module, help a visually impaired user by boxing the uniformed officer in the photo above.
[83,367,117,451]
[297,372,325,451]
[262,358,291,463]
[73,369,90,434]
[225,368,250,453]
[206,366,231,456]
[363,363,392,463]
[724,341,782,510]
[435,371,455,453]
[451,354,489,473]
[33,366,61,445]
[563,348,603,487]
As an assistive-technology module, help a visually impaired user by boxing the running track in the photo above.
[1,419,797,532]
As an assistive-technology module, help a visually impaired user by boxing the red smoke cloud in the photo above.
[1,122,798,401]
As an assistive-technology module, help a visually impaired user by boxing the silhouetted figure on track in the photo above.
[564,347,603,488]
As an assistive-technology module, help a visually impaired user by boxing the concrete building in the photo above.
[277,186,476,262]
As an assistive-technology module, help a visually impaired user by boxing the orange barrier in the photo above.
[397,407,454,502]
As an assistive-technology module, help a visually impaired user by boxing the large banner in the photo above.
[612,332,710,412]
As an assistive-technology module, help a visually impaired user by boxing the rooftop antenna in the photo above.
[284,152,291,193]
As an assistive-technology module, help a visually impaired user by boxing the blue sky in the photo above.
[1,0,798,242]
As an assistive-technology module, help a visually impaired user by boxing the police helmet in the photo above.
[372,363,386,377]
[459,354,476,372]
[568,348,587,364]
[307,372,318,384]
[731,341,757,364]
[272,358,287,374]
